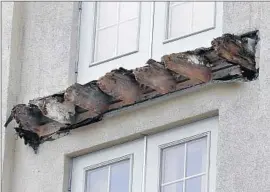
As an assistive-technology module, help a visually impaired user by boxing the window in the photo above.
[72,117,218,192]
[145,117,218,192]
[151,2,222,60]
[160,136,208,192]
[93,2,140,63]
[77,2,222,83]
[71,139,144,192]
[77,2,152,83]
[165,2,215,42]
[85,158,131,192]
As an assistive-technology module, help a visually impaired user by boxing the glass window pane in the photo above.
[98,2,118,28]
[95,26,117,61]
[162,182,183,192]
[161,144,185,183]
[117,19,139,55]
[168,3,193,39]
[185,176,206,192]
[110,160,130,192]
[186,137,207,177]
[119,2,139,22]
[192,2,215,32]
[85,166,108,192]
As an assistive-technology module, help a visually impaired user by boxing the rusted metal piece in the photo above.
[97,68,142,105]
[133,59,177,94]
[30,95,76,125]
[211,33,256,72]
[162,52,212,83]
[65,81,111,118]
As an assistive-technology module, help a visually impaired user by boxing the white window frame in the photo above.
[71,138,145,192]
[83,154,133,192]
[158,132,210,192]
[77,2,153,83]
[144,117,218,192]
[163,2,217,44]
[91,2,142,66]
[71,117,218,192]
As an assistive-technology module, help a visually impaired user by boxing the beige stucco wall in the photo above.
[2,2,270,192]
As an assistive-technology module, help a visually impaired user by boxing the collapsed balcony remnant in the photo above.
[4,31,259,153]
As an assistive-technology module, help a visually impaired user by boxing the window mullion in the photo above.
[107,165,111,192]
[191,2,194,33]
[93,2,99,62]
[183,143,187,192]
[115,2,121,56]
[206,133,211,192]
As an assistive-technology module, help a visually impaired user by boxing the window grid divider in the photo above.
[115,2,120,56]
[107,165,111,192]
[161,172,207,187]
[96,17,138,31]
[92,2,140,63]
[206,132,211,192]
[191,2,194,33]
[183,143,187,192]
[93,2,99,62]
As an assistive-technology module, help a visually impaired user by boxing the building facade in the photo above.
[2,2,270,192]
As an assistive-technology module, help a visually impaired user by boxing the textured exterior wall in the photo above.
[2,2,270,192]
[1,2,23,191]
[1,2,79,192]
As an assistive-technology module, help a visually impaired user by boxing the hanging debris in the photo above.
[4,31,259,153]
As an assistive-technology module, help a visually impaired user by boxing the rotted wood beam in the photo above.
[133,59,177,94]
[97,68,143,105]
[162,52,212,83]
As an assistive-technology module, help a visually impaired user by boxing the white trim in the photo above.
[83,154,133,192]
[107,165,111,192]
[83,154,132,172]
[141,136,148,192]
[183,142,187,192]
[158,132,209,192]
[90,50,139,67]
[149,2,155,58]
[115,2,120,56]
[90,2,141,66]
[163,2,217,44]
[161,172,206,187]
[145,117,218,192]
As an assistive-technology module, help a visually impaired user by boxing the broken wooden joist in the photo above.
[133,59,177,94]
[97,68,143,105]
[4,31,259,153]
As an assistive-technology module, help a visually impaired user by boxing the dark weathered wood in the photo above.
[97,68,142,105]
[212,65,242,80]
[175,79,202,90]
[6,31,258,153]
[4,104,53,131]
[65,82,111,118]
[211,34,256,72]
[30,96,76,125]
[133,59,177,94]
[162,53,212,82]
[211,61,234,71]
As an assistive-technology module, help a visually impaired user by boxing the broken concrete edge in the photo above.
[5,31,259,153]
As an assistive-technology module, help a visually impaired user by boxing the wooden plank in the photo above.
[162,53,212,82]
